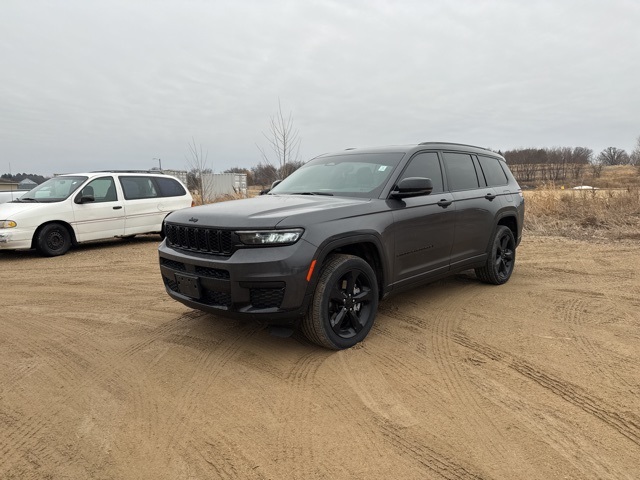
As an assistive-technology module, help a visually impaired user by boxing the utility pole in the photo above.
[153,157,162,171]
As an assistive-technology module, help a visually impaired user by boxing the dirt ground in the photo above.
[1,235,639,479]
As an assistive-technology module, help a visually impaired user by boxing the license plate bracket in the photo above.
[175,273,201,299]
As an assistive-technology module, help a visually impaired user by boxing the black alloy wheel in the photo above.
[475,225,516,285]
[303,254,379,349]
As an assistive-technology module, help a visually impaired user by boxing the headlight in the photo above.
[236,228,304,245]
[0,220,17,228]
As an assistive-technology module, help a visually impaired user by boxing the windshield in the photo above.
[18,176,87,203]
[269,152,405,198]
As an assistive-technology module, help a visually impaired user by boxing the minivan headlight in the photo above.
[236,229,304,245]
[0,220,17,228]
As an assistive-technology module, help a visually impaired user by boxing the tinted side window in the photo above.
[398,152,444,194]
[155,177,187,197]
[478,156,508,186]
[120,177,158,200]
[82,176,117,203]
[442,152,479,191]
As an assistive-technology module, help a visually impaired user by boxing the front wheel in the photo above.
[302,254,379,350]
[475,225,516,285]
[36,223,71,257]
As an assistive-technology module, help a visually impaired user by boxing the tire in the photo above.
[475,225,516,285]
[302,254,379,350]
[36,223,72,257]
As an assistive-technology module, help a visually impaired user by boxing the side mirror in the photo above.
[75,193,95,204]
[390,177,433,199]
[260,179,282,195]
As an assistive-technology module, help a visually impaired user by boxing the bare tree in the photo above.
[630,136,640,166]
[250,162,278,187]
[257,100,301,181]
[569,147,592,180]
[597,146,630,166]
[185,137,209,203]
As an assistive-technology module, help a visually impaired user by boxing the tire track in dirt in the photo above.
[377,423,486,480]
[555,295,635,389]
[121,310,207,357]
[453,333,640,446]
[317,350,489,480]
[379,281,517,464]
[272,349,330,479]
[0,311,119,472]
[159,320,263,471]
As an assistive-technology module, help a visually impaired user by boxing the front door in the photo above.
[390,151,455,287]
[72,176,125,241]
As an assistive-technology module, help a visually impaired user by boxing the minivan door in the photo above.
[119,176,165,235]
[72,176,125,242]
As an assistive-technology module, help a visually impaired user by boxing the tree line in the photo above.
[503,140,640,184]
[1,173,49,185]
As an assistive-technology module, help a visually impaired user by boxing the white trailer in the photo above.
[201,173,247,202]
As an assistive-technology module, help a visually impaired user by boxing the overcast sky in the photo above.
[1,0,639,176]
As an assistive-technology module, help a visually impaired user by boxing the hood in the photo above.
[0,201,48,218]
[165,194,376,229]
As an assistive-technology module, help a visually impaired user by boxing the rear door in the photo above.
[442,151,500,269]
[119,176,164,234]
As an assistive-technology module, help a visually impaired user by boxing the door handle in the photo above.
[484,193,496,201]
[437,199,453,208]
[113,206,123,210]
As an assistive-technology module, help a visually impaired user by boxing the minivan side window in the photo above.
[155,177,187,197]
[477,156,508,186]
[442,152,480,191]
[398,152,444,194]
[120,177,158,200]
[81,176,117,203]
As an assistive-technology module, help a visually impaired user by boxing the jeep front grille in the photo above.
[165,224,235,255]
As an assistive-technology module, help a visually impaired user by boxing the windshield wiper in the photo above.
[290,192,334,196]
[18,197,38,202]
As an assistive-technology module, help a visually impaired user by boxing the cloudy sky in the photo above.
[1,0,639,176]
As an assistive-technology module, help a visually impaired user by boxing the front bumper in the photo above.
[0,229,33,250]
[158,238,318,325]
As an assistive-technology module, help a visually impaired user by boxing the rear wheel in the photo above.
[36,223,71,257]
[302,254,379,350]
[475,225,516,285]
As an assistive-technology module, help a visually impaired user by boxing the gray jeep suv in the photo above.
[158,143,524,349]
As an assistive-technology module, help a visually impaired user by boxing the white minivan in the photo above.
[0,171,193,256]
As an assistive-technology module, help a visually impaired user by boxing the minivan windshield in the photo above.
[16,176,87,203]
[269,153,405,198]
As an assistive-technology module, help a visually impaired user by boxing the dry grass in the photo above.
[524,165,640,241]
[524,188,640,241]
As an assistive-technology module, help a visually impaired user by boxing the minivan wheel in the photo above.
[475,225,516,285]
[36,223,71,257]
[302,254,379,350]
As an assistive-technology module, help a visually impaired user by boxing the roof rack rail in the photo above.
[89,170,167,174]
[418,141,492,151]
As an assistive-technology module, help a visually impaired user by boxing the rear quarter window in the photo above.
[155,177,187,197]
[478,156,509,186]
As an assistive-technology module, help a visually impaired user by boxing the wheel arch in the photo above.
[31,220,78,249]
[496,212,518,244]
[309,233,387,300]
